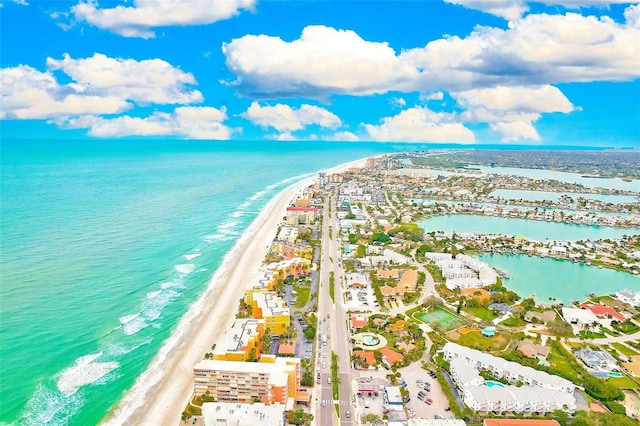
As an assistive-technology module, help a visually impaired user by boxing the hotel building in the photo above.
[193,357,301,409]
[213,319,265,362]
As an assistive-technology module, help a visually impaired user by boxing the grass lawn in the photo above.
[579,330,606,339]
[452,330,509,352]
[547,344,581,382]
[616,322,640,335]
[600,326,620,337]
[464,306,498,321]
[293,286,311,308]
[608,376,640,389]
[612,342,640,357]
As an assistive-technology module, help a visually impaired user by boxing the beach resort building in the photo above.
[447,349,575,415]
[443,343,575,393]
[193,357,301,408]
[201,402,286,426]
[245,291,290,335]
[270,240,313,260]
[284,206,318,225]
[277,226,298,243]
[266,258,312,281]
[213,318,265,362]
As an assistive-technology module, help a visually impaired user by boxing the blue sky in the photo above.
[1,0,639,146]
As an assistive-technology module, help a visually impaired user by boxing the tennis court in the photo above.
[415,307,464,330]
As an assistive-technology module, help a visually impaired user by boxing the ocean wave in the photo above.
[217,221,238,230]
[183,253,202,261]
[141,289,179,321]
[174,263,195,275]
[57,353,119,396]
[146,290,162,299]
[118,313,140,324]
[20,383,83,426]
[231,210,243,218]
[122,316,148,336]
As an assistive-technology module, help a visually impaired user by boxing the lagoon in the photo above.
[419,214,638,241]
[477,254,640,304]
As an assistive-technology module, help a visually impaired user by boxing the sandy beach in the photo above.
[102,158,368,425]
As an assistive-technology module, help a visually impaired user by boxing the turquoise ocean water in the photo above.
[0,139,408,425]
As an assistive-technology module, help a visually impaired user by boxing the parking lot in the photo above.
[398,362,451,419]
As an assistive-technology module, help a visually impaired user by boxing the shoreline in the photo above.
[102,157,369,425]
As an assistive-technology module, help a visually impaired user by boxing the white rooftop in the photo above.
[202,402,285,426]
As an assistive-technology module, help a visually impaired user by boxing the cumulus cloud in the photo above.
[328,131,359,141]
[454,85,574,141]
[223,25,418,98]
[444,1,529,21]
[420,92,445,102]
[1,53,202,120]
[490,121,541,142]
[241,102,342,132]
[444,0,636,20]
[364,107,475,143]
[625,3,640,27]
[47,53,202,105]
[0,65,131,119]
[72,0,255,38]
[58,106,231,139]
[223,16,639,99]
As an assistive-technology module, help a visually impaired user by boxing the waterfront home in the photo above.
[524,311,556,324]
[461,288,491,301]
[615,289,640,306]
[489,303,514,314]
[579,303,625,321]
[201,402,286,426]
[574,348,618,371]
[561,307,599,326]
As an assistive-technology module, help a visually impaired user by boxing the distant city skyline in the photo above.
[1,0,639,147]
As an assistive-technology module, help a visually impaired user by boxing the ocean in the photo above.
[0,139,405,425]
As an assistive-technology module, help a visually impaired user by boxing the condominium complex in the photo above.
[193,357,301,409]
[213,318,265,362]
[244,291,290,335]
[445,343,576,414]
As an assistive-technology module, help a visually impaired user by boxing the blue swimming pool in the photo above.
[609,372,622,378]
[485,380,505,388]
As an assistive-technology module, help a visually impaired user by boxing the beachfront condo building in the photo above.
[265,258,312,281]
[201,402,286,426]
[193,357,301,409]
[277,226,298,243]
[244,290,290,335]
[270,240,313,260]
[213,318,265,362]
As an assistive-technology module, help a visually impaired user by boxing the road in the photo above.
[314,190,355,425]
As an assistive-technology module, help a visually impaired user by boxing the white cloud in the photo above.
[444,1,529,21]
[391,97,407,107]
[455,85,574,116]
[72,0,255,38]
[224,17,639,99]
[625,3,640,27]
[420,92,444,102]
[1,53,202,120]
[1,65,131,119]
[241,102,342,132]
[47,53,202,105]
[328,131,359,141]
[364,107,475,143]
[444,0,636,20]
[490,121,541,142]
[58,106,231,139]
[223,25,418,98]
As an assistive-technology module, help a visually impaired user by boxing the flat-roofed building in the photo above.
[201,402,285,426]
[213,318,265,362]
[193,357,301,409]
[247,291,290,335]
[384,386,404,411]
[277,226,298,243]
[483,420,560,426]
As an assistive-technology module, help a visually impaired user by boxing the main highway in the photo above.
[315,189,355,425]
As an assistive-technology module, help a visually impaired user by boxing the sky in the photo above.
[1,0,639,147]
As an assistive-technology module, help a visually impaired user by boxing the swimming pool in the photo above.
[609,372,622,378]
[485,380,505,388]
